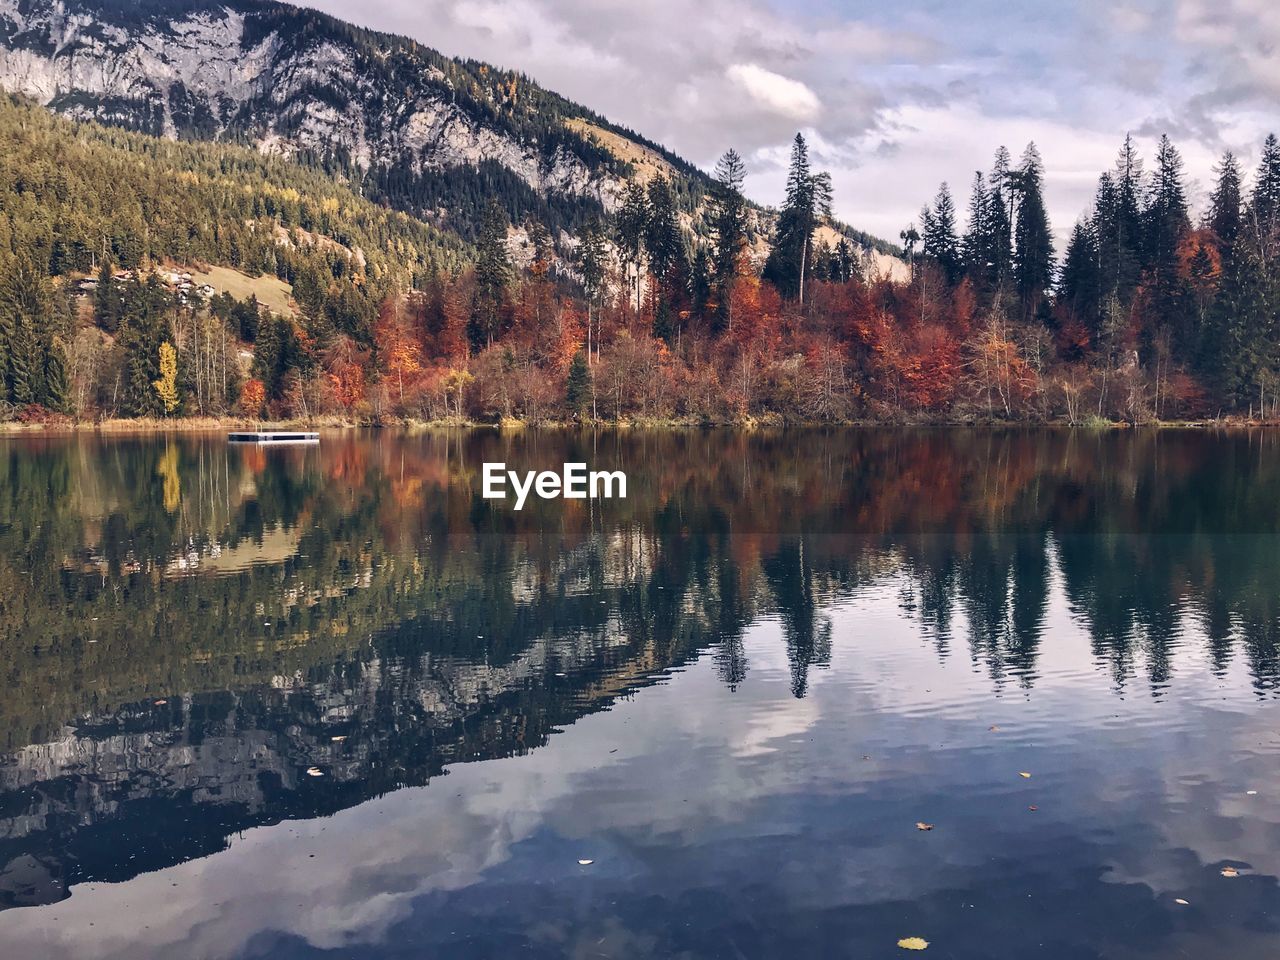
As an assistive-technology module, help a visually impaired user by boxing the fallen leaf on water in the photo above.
[306,767,324,777]
[897,937,929,951]
[1175,898,1189,905]
[1019,772,1032,779]
[916,822,934,831]
[577,859,594,866]
[1221,866,1240,878]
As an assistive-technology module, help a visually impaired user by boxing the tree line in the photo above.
[5,85,1280,424]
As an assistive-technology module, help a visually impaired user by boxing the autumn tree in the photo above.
[152,341,180,415]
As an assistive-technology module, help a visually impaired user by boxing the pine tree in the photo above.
[831,238,857,284]
[709,148,747,330]
[615,181,648,312]
[1208,246,1274,408]
[1249,133,1280,269]
[1058,221,1102,343]
[763,133,832,303]
[470,198,510,350]
[575,219,607,359]
[1099,135,1145,300]
[7,318,39,406]
[1012,143,1054,318]
[689,244,712,324]
[960,171,990,292]
[43,343,70,414]
[986,147,1014,295]
[94,257,122,333]
[0,257,53,407]
[1144,134,1192,351]
[922,182,962,285]
[1208,151,1243,254]
[645,177,685,343]
[565,348,592,418]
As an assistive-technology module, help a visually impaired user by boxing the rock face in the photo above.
[0,0,630,212]
[0,0,901,270]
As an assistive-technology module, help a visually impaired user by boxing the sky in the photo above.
[301,0,1280,245]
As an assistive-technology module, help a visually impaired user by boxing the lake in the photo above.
[2,428,1280,959]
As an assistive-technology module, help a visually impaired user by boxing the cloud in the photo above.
[726,63,820,122]
[295,0,1280,243]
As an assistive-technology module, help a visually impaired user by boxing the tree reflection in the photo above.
[4,427,1280,906]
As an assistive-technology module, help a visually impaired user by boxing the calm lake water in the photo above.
[2,428,1280,958]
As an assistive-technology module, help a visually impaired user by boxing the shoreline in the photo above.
[0,415,1269,435]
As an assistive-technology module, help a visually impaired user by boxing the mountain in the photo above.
[0,0,897,257]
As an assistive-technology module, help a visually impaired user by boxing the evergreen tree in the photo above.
[961,171,991,290]
[251,313,302,401]
[565,348,592,418]
[986,147,1015,295]
[1098,135,1145,301]
[763,133,832,303]
[118,276,171,416]
[689,244,712,324]
[831,238,857,284]
[1012,143,1054,318]
[1249,133,1280,269]
[1058,221,1102,343]
[0,257,53,407]
[615,181,649,312]
[94,258,122,333]
[1144,134,1192,351]
[470,198,511,350]
[708,148,747,330]
[575,219,607,358]
[1208,151,1243,254]
[43,344,70,414]
[1208,246,1274,408]
[7,318,39,406]
[922,182,962,285]
[645,177,686,343]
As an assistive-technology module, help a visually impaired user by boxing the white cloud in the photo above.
[726,63,820,122]
[295,0,1280,244]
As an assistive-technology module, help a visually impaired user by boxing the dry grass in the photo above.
[188,265,295,315]
[0,416,365,435]
[565,118,675,184]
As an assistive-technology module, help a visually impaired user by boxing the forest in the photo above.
[2,91,1280,425]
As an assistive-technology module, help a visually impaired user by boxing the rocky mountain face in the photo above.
[0,0,897,259]
[0,0,663,224]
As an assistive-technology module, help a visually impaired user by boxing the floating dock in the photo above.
[227,431,319,444]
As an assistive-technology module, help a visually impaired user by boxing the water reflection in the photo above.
[2,429,1280,956]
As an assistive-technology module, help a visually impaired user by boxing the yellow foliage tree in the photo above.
[153,341,180,415]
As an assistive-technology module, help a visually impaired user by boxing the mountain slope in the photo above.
[0,93,467,286]
[0,0,688,233]
[0,0,898,258]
